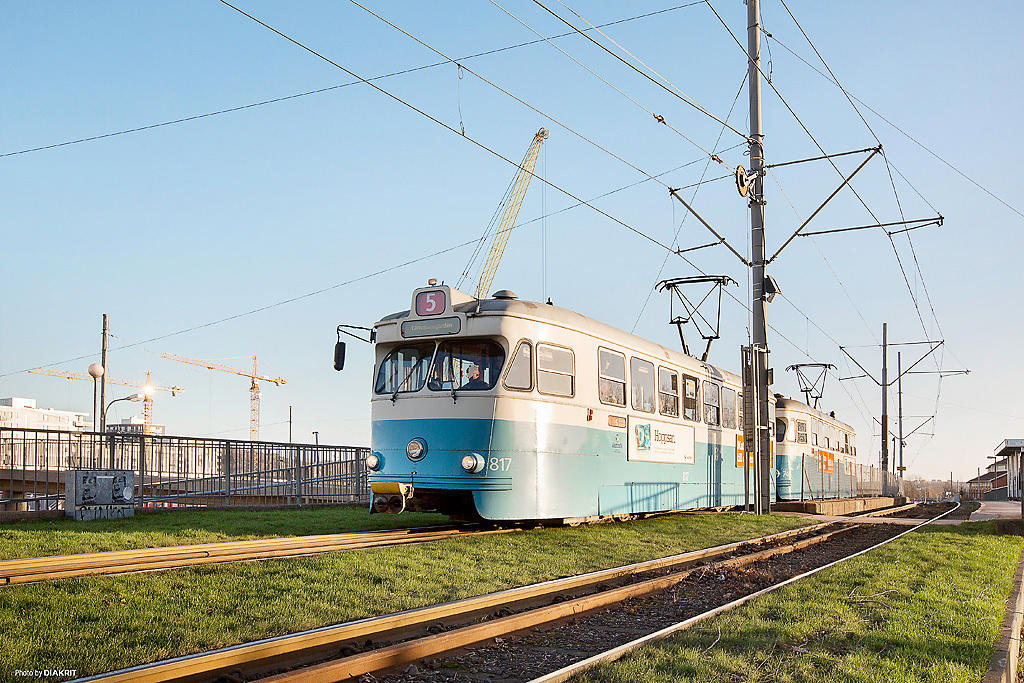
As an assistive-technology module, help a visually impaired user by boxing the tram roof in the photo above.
[376,295,740,385]
[774,395,854,432]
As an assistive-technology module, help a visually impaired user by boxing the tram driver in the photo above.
[461,364,488,390]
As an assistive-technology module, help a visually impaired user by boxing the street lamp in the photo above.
[103,393,145,431]
[88,363,104,433]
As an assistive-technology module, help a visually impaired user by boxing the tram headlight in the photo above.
[406,438,427,461]
[365,453,383,471]
[461,453,485,474]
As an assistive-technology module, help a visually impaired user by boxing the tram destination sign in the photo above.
[401,316,462,338]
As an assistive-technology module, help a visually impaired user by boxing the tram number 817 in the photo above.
[489,457,512,472]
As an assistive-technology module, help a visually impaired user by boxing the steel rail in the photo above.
[252,525,860,683]
[74,522,840,683]
[530,502,961,683]
[0,525,501,586]
[2,501,902,586]
[856,501,919,517]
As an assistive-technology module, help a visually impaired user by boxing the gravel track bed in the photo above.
[368,524,906,683]
[878,502,955,519]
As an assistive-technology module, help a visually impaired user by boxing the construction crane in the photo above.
[29,369,182,428]
[161,354,285,441]
[473,128,548,300]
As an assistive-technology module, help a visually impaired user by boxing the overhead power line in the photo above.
[531,0,748,140]
[349,0,725,200]
[1,3,702,160]
[761,26,1024,222]
[4,149,733,380]
[487,0,729,166]
[772,0,945,367]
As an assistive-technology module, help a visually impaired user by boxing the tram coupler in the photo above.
[370,481,413,514]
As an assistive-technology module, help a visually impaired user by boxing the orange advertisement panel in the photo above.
[736,435,772,468]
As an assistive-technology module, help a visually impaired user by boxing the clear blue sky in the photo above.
[2,1,1020,481]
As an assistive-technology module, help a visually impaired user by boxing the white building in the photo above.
[107,416,166,436]
[993,439,1024,500]
[0,397,87,432]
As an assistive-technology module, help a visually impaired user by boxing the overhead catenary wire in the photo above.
[758,24,968,380]
[4,149,734,380]
[348,0,729,206]
[705,0,942,374]
[531,0,748,141]
[760,21,1024,222]
[486,0,730,167]
[1,3,703,160]
[631,72,748,333]
[775,0,945,349]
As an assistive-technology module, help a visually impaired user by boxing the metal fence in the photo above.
[0,427,369,511]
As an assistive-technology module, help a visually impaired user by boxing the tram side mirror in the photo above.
[334,341,346,371]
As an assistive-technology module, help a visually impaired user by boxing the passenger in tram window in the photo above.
[462,364,488,390]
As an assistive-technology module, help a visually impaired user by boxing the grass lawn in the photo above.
[577,521,1023,683]
[0,506,450,560]
[0,513,810,681]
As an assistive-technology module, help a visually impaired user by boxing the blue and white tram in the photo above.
[774,397,857,501]
[362,282,773,523]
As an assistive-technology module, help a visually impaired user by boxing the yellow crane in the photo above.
[29,369,182,428]
[161,354,285,441]
[474,128,548,300]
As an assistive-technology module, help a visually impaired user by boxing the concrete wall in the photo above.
[774,496,898,515]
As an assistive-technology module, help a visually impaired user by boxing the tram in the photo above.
[774,397,858,500]
[353,282,780,523]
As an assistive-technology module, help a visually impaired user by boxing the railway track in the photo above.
[529,502,960,683]
[3,502,915,587]
[76,520,863,683]
[0,525,507,586]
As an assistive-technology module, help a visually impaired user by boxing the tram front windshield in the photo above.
[375,343,434,394]
[428,340,505,391]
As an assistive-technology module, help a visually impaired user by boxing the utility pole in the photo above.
[880,322,889,495]
[289,405,293,443]
[100,314,109,433]
[897,351,904,491]
[747,0,771,514]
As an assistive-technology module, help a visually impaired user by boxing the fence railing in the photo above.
[0,427,369,511]
[779,452,887,500]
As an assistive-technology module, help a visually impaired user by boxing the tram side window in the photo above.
[429,340,506,391]
[796,420,808,444]
[682,375,699,421]
[375,343,435,394]
[812,419,820,446]
[721,387,737,429]
[504,341,533,391]
[630,358,656,413]
[789,417,798,442]
[598,348,626,407]
[775,417,787,443]
[537,344,574,397]
[659,367,679,417]
[843,432,850,454]
[703,381,720,425]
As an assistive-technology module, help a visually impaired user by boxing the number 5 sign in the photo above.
[415,290,446,316]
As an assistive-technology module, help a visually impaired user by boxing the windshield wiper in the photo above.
[391,363,422,405]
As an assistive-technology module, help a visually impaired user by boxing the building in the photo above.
[0,397,87,432]
[106,417,166,436]
[965,468,1006,500]
[992,439,1023,500]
